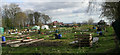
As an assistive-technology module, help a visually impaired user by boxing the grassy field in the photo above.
[2,25,120,55]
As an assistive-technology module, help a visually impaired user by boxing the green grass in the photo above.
[2,25,119,54]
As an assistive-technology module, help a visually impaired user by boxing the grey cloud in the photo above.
[2,1,103,23]
[31,2,80,11]
[72,8,87,13]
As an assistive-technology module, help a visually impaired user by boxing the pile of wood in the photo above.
[2,39,44,47]
[74,34,93,47]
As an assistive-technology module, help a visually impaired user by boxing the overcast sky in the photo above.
[1,0,110,23]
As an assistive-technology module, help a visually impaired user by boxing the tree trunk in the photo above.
[112,19,120,48]
[45,21,47,25]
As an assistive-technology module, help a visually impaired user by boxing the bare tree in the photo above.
[2,3,21,28]
[2,3,51,28]
[88,18,94,25]
[42,14,51,24]
[33,12,41,25]
[82,20,88,25]
[15,12,27,27]
[24,10,34,25]
[0,7,2,27]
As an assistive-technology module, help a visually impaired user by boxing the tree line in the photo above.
[2,3,51,29]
